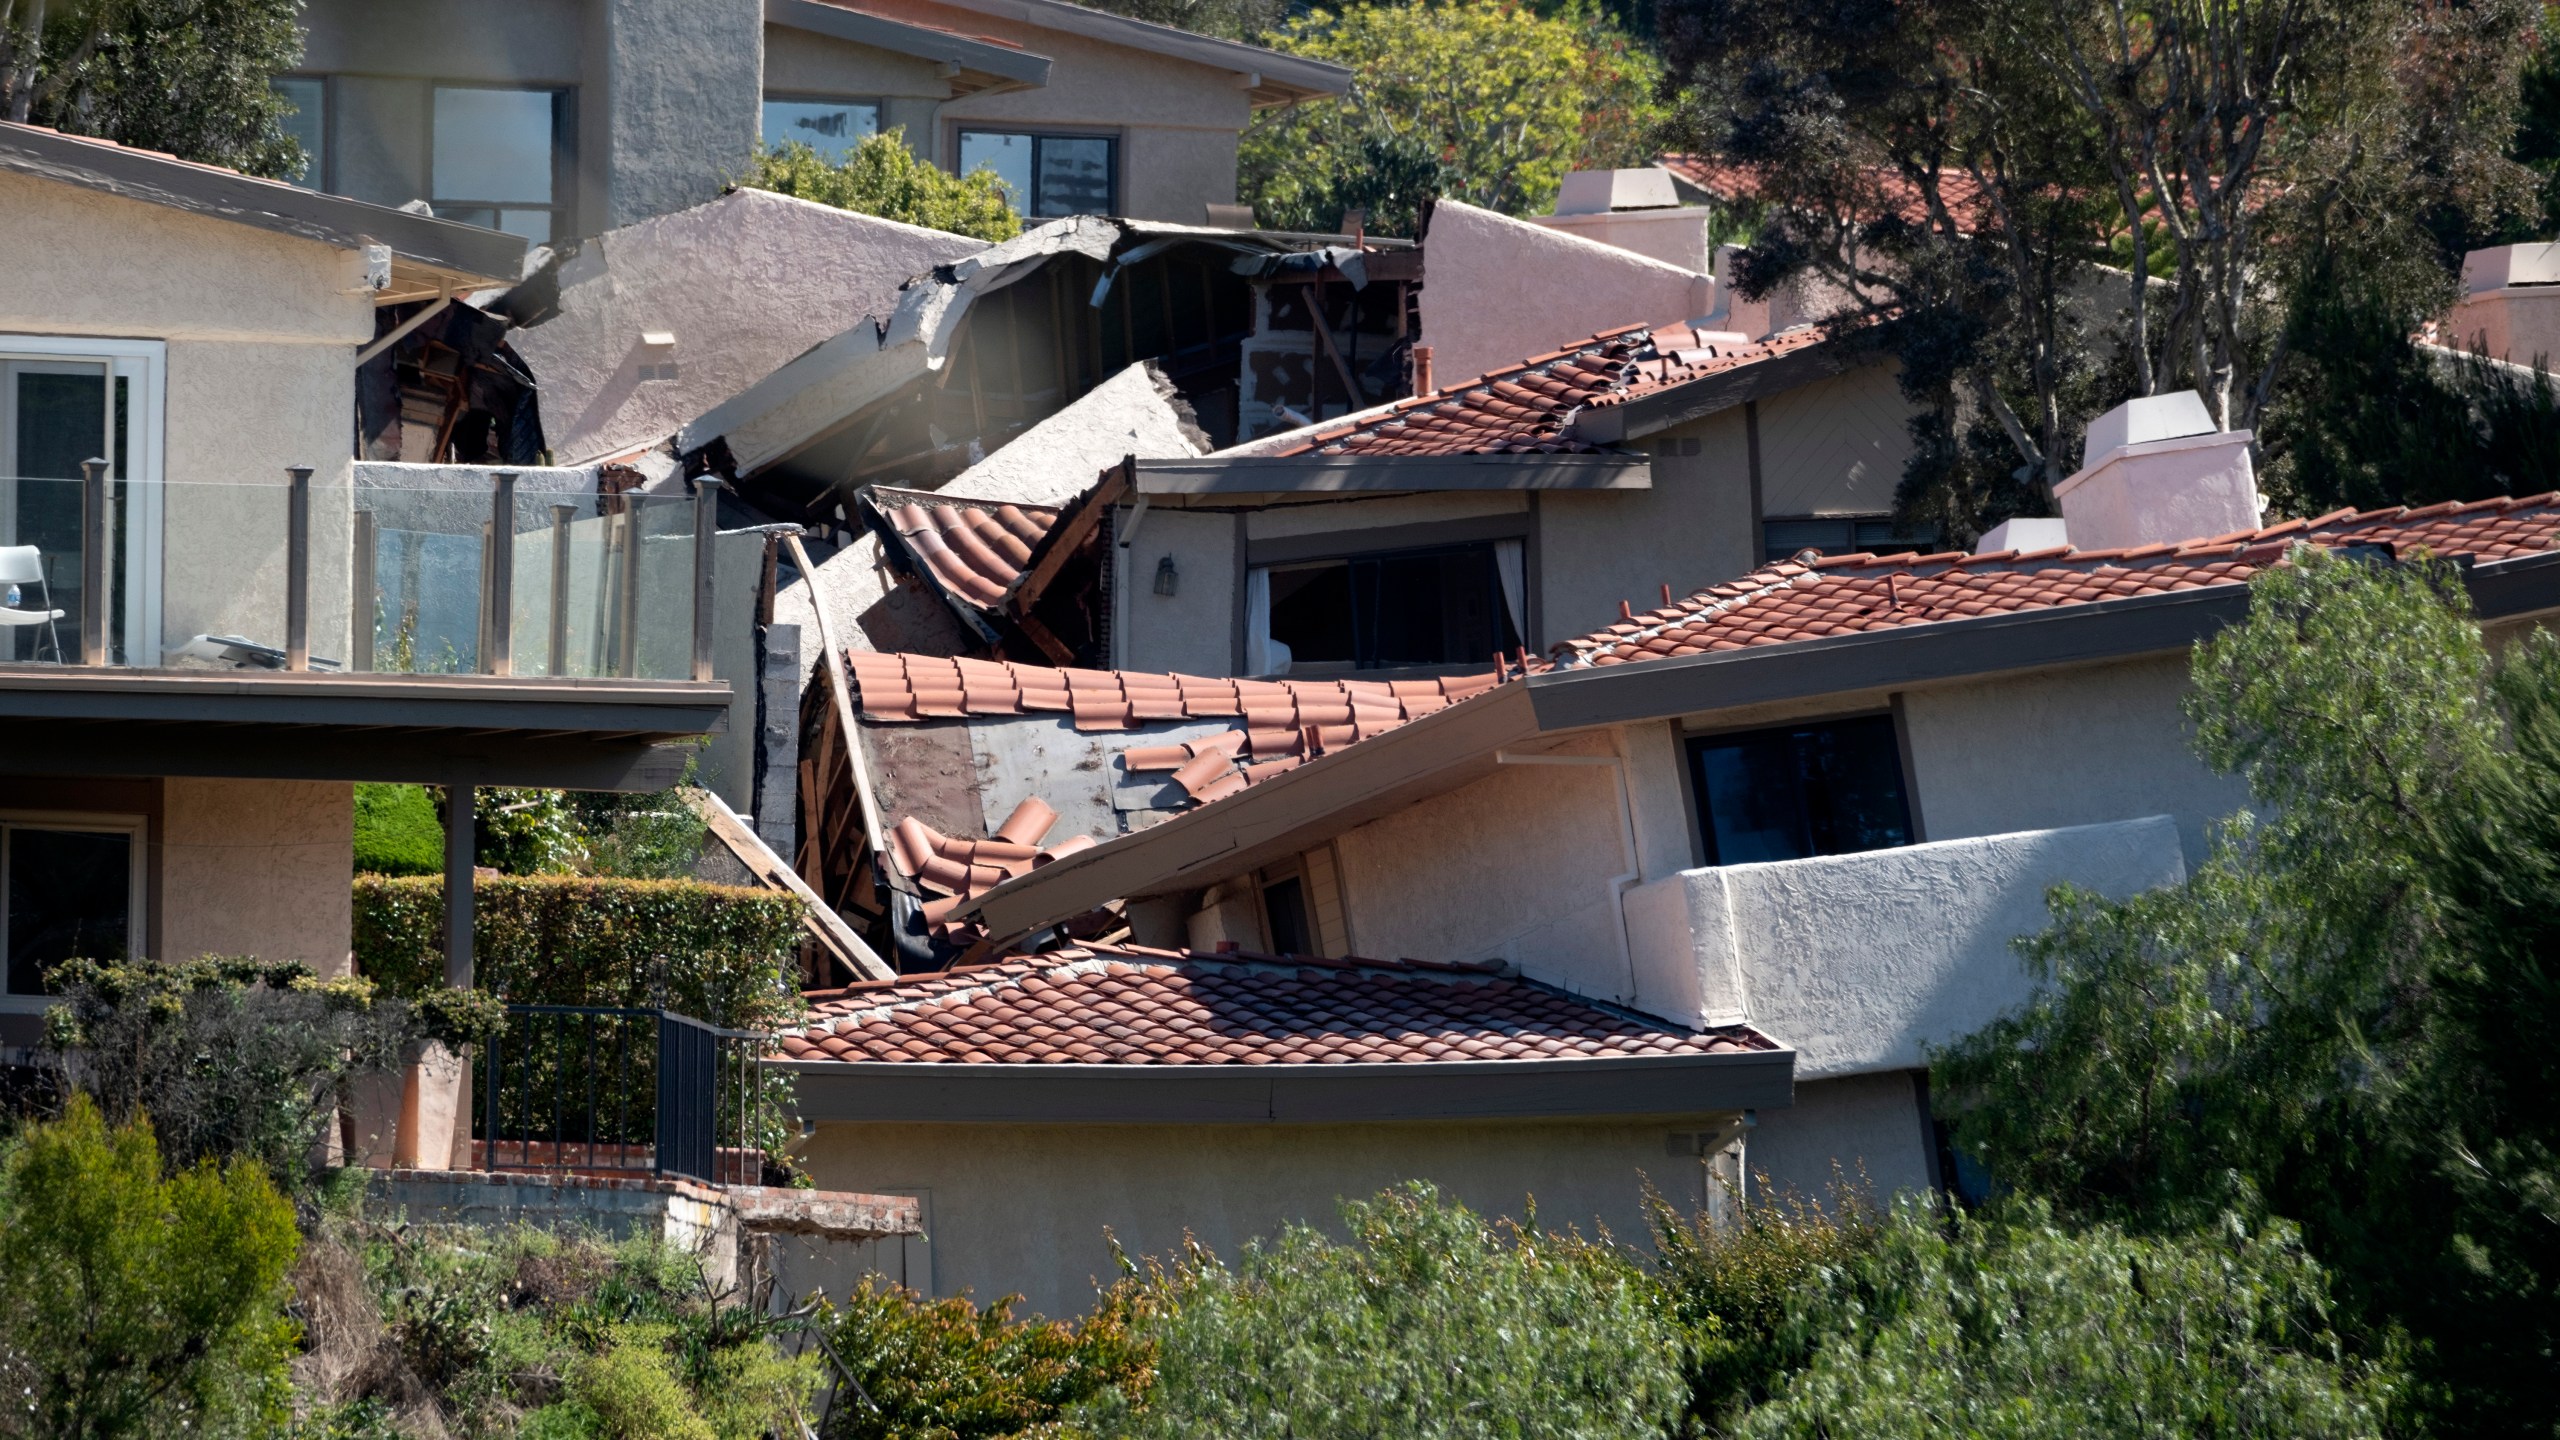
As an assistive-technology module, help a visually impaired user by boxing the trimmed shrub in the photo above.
[351,875,805,1030]
[1648,1181,1884,1433]
[742,134,1021,241]
[354,782,443,876]
[821,1278,1152,1440]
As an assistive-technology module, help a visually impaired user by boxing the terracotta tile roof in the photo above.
[1659,152,1990,229]
[1553,494,2560,668]
[1264,321,1856,459]
[780,941,1778,1065]
[883,798,1096,929]
[863,486,1064,610]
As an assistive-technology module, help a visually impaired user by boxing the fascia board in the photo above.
[0,720,697,791]
[902,0,1351,94]
[776,1046,1795,1123]
[1133,453,1652,493]
[0,668,731,734]
[765,0,1054,88]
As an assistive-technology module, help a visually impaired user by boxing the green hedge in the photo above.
[352,875,806,1031]
[353,782,443,876]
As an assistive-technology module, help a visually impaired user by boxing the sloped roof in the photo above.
[845,650,1509,732]
[1553,494,2560,669]
[865,488,1063,609]
[1659,152,1990,230]
[781,942,1777,1065]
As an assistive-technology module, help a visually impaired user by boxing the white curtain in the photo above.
[1244,565,1291,675]
[1492,539,1527,645]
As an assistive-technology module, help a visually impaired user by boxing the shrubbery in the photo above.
[353,783,444,876]
[744,135,1022,242]
[822,1277,1150,1440]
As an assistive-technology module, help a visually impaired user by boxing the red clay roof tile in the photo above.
[865,486,1065,614]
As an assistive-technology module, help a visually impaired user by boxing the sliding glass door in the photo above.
[0,340,161,666]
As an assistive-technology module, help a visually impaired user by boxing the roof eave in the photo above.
[1573,326,1881,445]
[904,0,1351,94]
[766,0,1054,89]
[1134,452,1652,494]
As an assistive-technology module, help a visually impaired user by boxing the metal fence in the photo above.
[477,1004,777,1185]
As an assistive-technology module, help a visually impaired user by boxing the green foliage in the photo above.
[1736,1202,2393,1440]
[1240,0,1664,235]
[0,1097,300,1439]
[1064,0,1287,40]
[821,1277,1151,1440]
[478,787,590,876]
[744,135,1022,241]
[569,786,710,880]
[353,783,444,877]
[1081,1181,1682,1439]
[1648,1182,1883,1432]
[351,874,806,1029]
[0,0,306,176]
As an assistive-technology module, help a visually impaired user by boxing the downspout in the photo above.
[1494,734,1645,1003]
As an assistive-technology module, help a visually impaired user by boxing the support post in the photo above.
[351,508,376,671]
[485,471,517,676]
[78,458,107,666]
[548,503,574,676]
[691,477,721,683]
[616,509,641,678]
[443,781,475,989]
[285,464,312,671]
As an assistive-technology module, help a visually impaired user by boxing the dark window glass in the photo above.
[1262,874,1312,956]
[5,827,131,994]
[762,98,880,163]
[273,77,325,187]
[957,130,1115,217]
[1265,543,1519,671]
[1762,516,1937,565]
[1688,715,1913,866]
[432,86,568,242]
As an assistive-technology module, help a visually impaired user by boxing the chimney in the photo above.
[2443,242,2560,365]
[1974,517,2070,554]
[1531,167,1714,273]
[2053,392,2261,551]
[1411,344,1435,396]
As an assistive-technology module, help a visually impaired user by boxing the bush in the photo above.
[354,782,443,876]
[0,1097,301,1438]
[1648,1180,1883,1432]
[744,135,1022,241]
[1080,1182,1682,1440]
[1737,1202,2396,1440]
[351,875,805,1030]
[821,1278,1152,1440]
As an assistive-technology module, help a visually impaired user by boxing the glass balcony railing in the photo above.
[0,468,719,682]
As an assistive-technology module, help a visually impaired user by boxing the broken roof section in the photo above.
[500,187,988,465]
[855,470,1118,662]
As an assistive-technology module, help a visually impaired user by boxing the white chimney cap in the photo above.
[1975,517,2070,554]
[1553,168,1683,216]
[2461,242,2560,294]
[2085,391,2216,462]
[640,330,677,348]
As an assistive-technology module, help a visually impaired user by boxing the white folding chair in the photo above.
[0,545,66,662]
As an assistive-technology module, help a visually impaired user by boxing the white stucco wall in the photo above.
[1537,407,1760,645]
[160,778,355,974]
[1751,361,1917,518]
[1112,507,1235,675]
[1622,816,2188,1078]
[799,1115,1740,1317]
[511,189,985,464]
[1419,200,1713,385]
[1744,1071,1936,1204]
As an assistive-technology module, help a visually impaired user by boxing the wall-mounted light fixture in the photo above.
[1153,555,1179,596]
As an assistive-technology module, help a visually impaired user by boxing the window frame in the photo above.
[1759,513,1940,566]
[1252,537,1523,679]
[761,92,886,163]
[1681,709,1917,868]
[0,810,148,1011]
[271,74,331,191]
[949,124,1121,218]
[426,82,576,243]
[0,335,167,665]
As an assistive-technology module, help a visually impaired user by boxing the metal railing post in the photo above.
[485,470,517,676]
[284,465,312,671]
[78,458,107,666]
[548,502,574,676]
[616,508,641,678]
[691,477,720,683]
[351,508,376,672]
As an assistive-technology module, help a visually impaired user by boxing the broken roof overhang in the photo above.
[0,670,730,790]
[1570,323,1880,444]
[767,0,1052,94]
[1133,452,1651,494]
[0,120,527,293]
[895,0,1352,105]
[778,1046,1795,1123]
[948,542,2560,940]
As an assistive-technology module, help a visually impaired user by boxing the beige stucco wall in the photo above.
[1540,408,1760,645]
[799,1114,1738,1317]
[0,169,370,662]
[1421,200,1713,385]
[764,22,953,105]
[1745,1071,1934,1205]
[159,778,356,974]
[1752,361,1916,518]
[1114,507,1236,674]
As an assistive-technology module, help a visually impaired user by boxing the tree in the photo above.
[1240,0,1665,236]
[0,0,305,177]
[743,135,1022,243]
[0,1097,301,1439]
[1068,0,1288,42]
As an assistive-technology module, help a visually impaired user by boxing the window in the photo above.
[1260,871,1312,956]
[1688,714,1914,866]
[0,815,143,999]
[763,97,880,164]
[272,76,326,188]
[432,85,570,243]
[1252,540,1524,674]
[2,339,163,666]
[956,129,1115,218]
[1762,516,1938,565]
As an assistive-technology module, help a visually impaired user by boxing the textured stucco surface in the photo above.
[1752,361,1918,518]
[942,360,1209,505]
[799,1115,1741,1316]
[1420,200,1713,385]
[1530,206,1718,274]
[1112,507,1236,676]
[511,189,985,463]
[160,779,355,974]
[2443,287,2560,366]
[1745,1071,1936,1203]
[1538,407,1759,645]
[2054,432,2260,553]
[1622,816,2187,1077]
[764,21,954,104]
[602,0,763,228]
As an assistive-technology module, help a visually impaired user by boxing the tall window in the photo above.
[432,85,570,242]
[1688,715,1914,866]
[763,97,881,164]
[1251,539,1523,675]
[956,129,1115,217]
[1,816,143,999]
[272,76,327,188]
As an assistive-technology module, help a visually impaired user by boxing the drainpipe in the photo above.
[1493,734,1646,1003]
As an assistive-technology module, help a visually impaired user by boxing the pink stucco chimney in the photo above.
[2053,392,2262,551]
[2443,243,2560,365]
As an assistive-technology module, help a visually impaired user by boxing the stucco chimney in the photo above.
[1975,517,2069,554]
[1532,167,1714,272]
[1553,168,1683,215]
[2443,241,2560,365]
[2052,392,2261,551]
